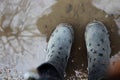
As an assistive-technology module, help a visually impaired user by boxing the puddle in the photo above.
[0,0,120,80]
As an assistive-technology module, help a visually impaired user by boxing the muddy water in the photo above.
[0,0,120,80]
[37,0,120,79]
[0,0,56,80]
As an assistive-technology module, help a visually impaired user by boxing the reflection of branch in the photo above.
[0,10,6,29]
[6,37,18,53]
[17,37,32,54]
[20,38,31,45]
[15,37,24,54]
[18,0,32,31]
[1,0,32,32]
[0,39,5,52]
[18,35,44,37]
[0,26,4,32]
[21,26,38,32]
[0,0,44,56]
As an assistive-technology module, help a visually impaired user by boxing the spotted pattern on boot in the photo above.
[45,23,74,79]
[85,21,111,80]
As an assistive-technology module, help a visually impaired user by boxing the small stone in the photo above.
[81,64,84,67]
[64,72,67,77]
[105,15,109,18]
[71,60,74,63]
[78,47,81,50]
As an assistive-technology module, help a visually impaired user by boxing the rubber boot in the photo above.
[85,21,111,80]
[38,23,74,80]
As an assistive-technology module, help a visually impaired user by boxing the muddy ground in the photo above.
[0,0,120,80]
[37,0,120,79]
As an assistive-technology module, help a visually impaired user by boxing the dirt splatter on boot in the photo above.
[85,21,111,80]
[24,23,74,80]
[38,23,74,80]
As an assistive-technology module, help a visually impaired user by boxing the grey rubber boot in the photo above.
[40,23,74,80]
[85,21,111,80]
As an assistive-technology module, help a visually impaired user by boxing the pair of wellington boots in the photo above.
[26,21,111,80]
